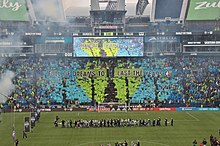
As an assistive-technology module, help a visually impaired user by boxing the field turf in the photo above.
[0,111,220,146]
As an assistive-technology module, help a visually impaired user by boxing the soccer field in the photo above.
[0,111,219,146]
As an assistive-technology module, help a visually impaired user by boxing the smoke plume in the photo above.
[0,36,24,55]
[31,0,65,22]
[0,71,15,103]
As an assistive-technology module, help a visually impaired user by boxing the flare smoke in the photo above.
[0,71,15,103]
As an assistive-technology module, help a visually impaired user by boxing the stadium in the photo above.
[0,0,220,146]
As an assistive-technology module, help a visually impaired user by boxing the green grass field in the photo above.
[0,111,220,146]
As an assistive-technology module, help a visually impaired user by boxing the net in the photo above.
[97,102,127,112]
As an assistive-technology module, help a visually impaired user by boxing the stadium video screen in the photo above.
[155,0,183,19]
[73,37,144,57]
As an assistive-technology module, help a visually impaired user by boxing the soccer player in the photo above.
[210,134,213,144]
[165,118,168,126]
[124,140,128,146]
[158,117,161,126]
[147,119,151,126]
[15,139,19,146]
[0,104,2,123]
[55,115,60,121]
[54,120,58,127]
[22,130,27,138]
[0,103,2,110]
[171,118,174,126]
[156,118,160,126]
[30,116,35,129]
[137,140,140,146]
[69,120,73,128]
[152,119,155,127]
[61,120,65,128]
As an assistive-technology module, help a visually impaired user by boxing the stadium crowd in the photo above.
[0,56,219,108]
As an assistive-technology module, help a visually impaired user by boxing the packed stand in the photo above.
[0,56,219,108]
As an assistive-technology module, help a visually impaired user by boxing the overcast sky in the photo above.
[62,0,152,16]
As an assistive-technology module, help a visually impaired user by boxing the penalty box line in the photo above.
[186,112,200,121]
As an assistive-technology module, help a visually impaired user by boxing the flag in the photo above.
[12,127,16,143]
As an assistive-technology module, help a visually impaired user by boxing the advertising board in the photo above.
[187,0,220,20]
[0,0,29,21]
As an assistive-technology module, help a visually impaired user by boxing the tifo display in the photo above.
[0,56,219,109]
[73,37,144,57]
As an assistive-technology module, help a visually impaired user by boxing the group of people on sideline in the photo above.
[54,115,174,128]
[193,134,220,146]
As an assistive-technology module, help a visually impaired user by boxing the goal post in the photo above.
[97,102,128,112]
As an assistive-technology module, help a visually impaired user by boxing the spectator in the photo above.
[192,139,197,146]
[202,138,207,146]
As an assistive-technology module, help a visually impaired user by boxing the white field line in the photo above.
[175,120,198,122]
[186,112,200,121]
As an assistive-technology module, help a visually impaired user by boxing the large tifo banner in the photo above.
[45,69,107,78]
[0,0,29,21]
[187,0,220,20]
[114,68,143,77]
[73,37,144,57]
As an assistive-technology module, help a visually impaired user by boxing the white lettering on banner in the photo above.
[195,1,220,10]
[204,41,220,44]
[0,0,22,11]
[159,108,171,111]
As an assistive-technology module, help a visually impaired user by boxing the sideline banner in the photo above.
[88,107,111,112]
[132,107,220,111]
[176,107,196,111]
[132,107,176,111]
[176,107,220,111]
[197,108,220,111]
